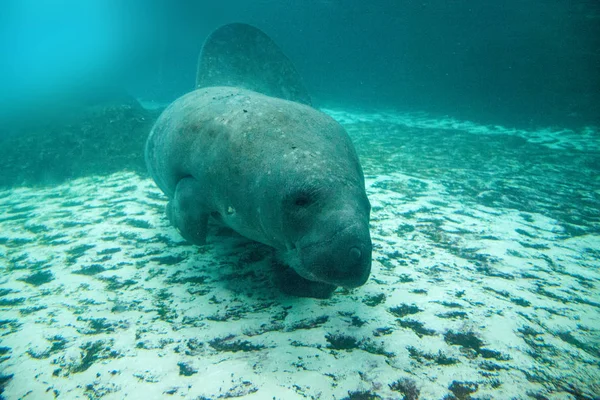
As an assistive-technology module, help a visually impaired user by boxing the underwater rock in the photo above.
[0,96,159,188]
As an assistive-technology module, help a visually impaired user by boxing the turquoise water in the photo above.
[2,1,599,128]
[1,2,599,399]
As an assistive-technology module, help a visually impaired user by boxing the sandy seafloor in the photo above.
[1,109,599,400]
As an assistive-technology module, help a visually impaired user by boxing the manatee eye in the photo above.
[287,187,319,209]
[295,193,312,207]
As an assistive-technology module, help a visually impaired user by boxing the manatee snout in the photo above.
[298,222,372,289]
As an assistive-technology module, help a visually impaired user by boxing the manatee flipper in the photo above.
[167,177,209,245]
[196,23,312,106]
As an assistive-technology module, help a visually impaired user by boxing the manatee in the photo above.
[145,23,371,298]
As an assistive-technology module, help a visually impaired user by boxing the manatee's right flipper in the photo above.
[196,23,312,106]
[167,177,209,246]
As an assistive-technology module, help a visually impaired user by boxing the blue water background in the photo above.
[1,0,599,129]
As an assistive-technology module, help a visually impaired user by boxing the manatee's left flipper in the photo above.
[167,177,209,246]
[272,260,337,299]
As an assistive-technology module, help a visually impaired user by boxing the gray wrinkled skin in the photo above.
[146,86,371,296]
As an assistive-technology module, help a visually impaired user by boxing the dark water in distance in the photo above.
[1,0,599,129]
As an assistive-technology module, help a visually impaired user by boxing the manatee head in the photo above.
[278,176,372,289]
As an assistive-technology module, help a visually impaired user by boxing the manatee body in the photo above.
[145,24,371,297]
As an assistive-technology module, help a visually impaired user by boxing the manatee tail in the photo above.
[196,23,312,106]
